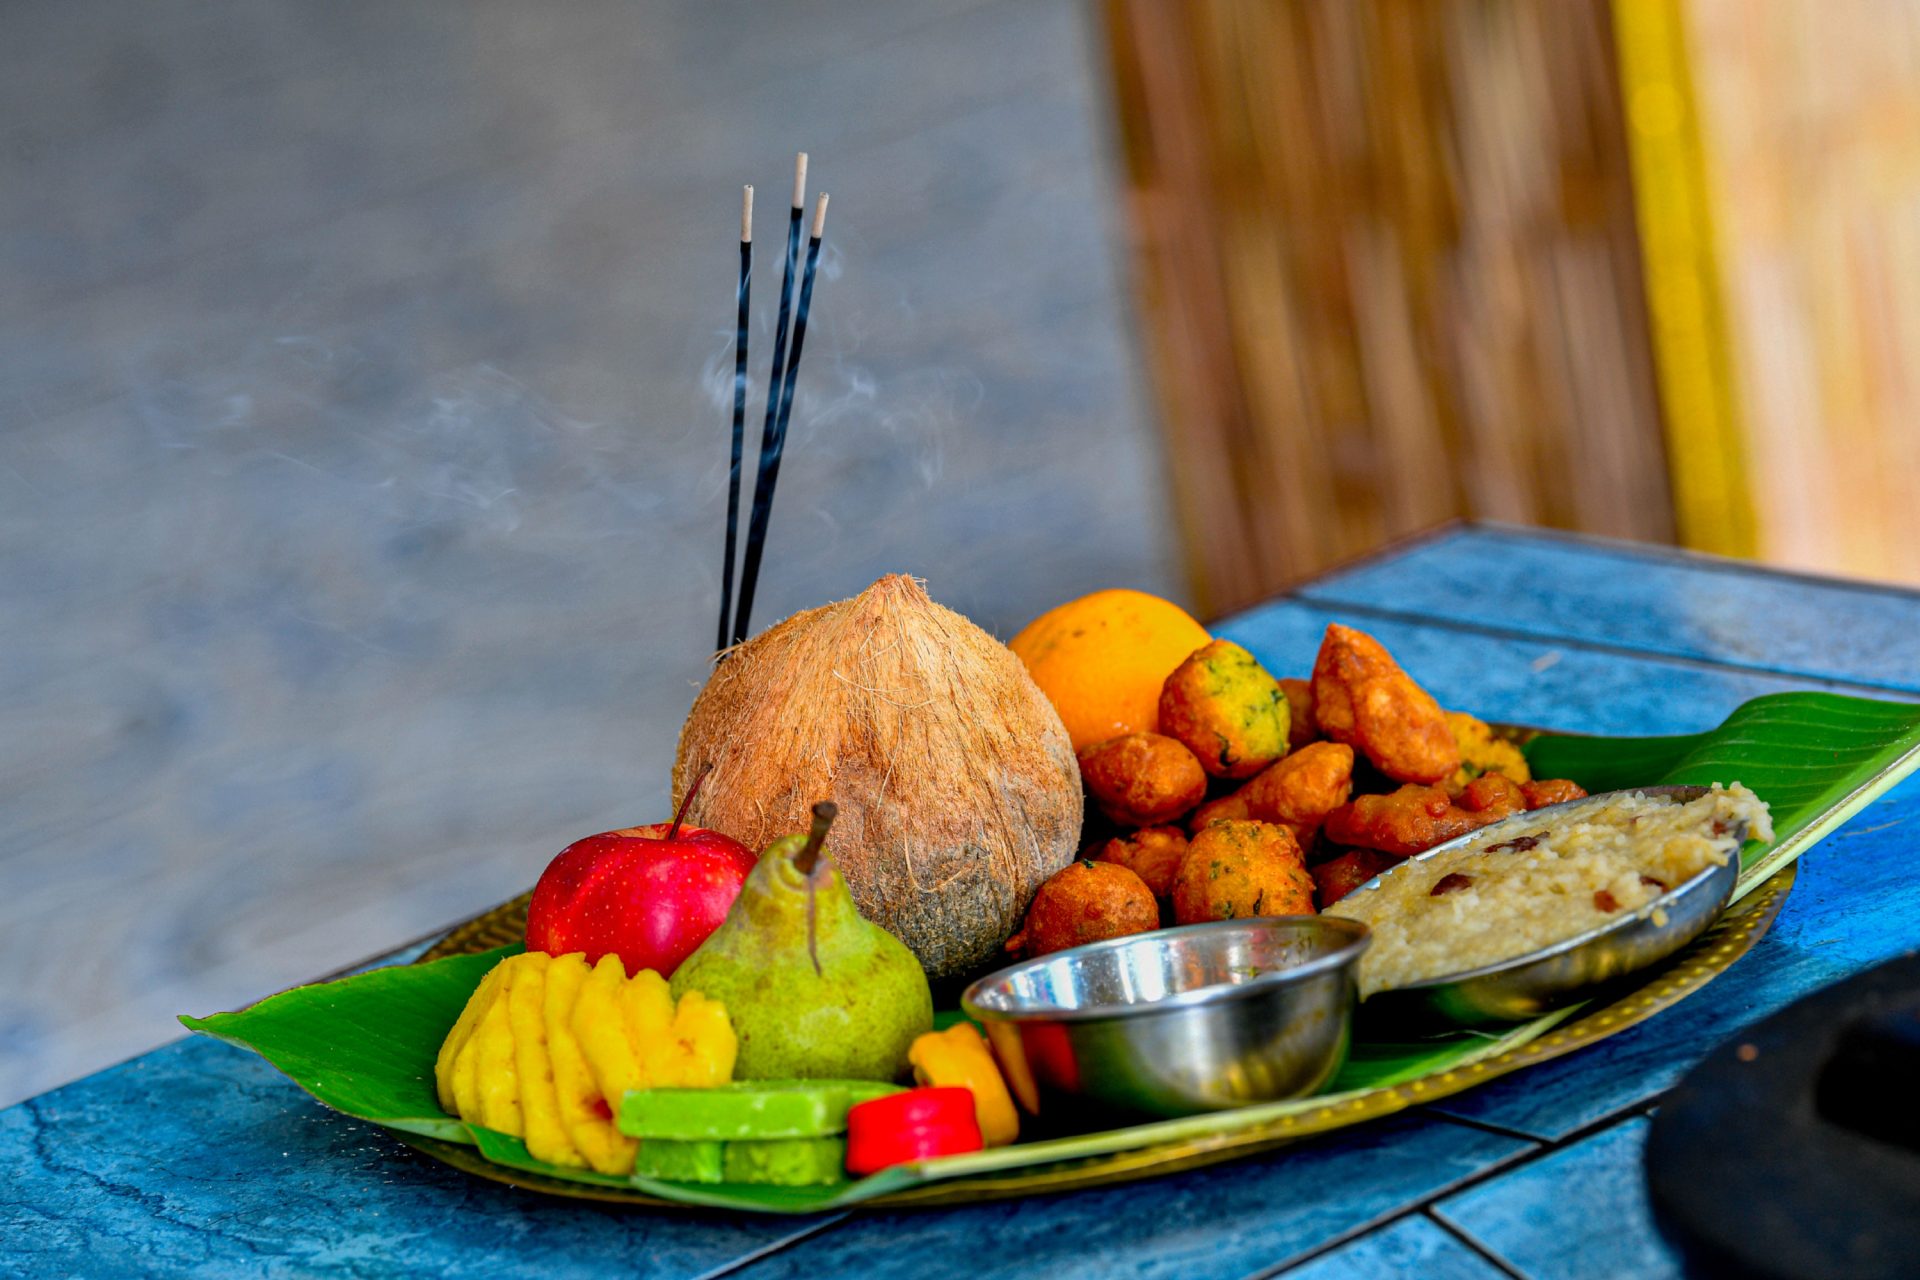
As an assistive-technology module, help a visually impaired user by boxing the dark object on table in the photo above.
[1646,950,1920,1279]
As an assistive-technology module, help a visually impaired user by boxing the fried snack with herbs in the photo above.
[1172,820,1316,924]
[1324,775,1589,858]
[1444,710,1532,793]
[1008,860,1160,958]
[1094,825,1188,898]
[1523,778,1588,809]
[1189,791,1252,833]
[1157,640,1290,779]
[1322,775,1527,857]
[1237,741,1355,838]
[1279,678,1321,751]
[1311,624,1459,784]
[1310,848,1400,909]
[1078,732,1209,827]
[1190,794,1251,836]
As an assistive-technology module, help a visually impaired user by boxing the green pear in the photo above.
[670,803,933,1081]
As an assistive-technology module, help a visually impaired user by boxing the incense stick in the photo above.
[735,194,829,638]
[774,194,828,448]
[717,184,753,653]
[732,153,809,646]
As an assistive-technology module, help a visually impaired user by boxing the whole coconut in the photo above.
[673,575,1083,979]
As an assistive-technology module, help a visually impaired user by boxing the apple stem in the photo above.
[666,765,712,844]
[798,801,836,977]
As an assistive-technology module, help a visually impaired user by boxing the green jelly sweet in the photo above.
[722,1137,848,1187]
[617,1080,903,1141]
[843,1079,904,1106]
[629,1139,724,1184]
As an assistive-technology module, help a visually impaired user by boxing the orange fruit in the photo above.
[1008,589,1211,751]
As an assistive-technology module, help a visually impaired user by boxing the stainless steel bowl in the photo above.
[1348,784,1747,1034]
[960,916,1369,1121]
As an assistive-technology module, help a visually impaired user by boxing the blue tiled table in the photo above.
[9,523,1920,1279]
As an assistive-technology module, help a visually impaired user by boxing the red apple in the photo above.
[525,798,757,978]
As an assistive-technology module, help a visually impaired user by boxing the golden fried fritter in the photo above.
[1522,778,1587,809]
[1189,791,1252,834]
[1444,710,1532,794]
[1320,773,1586,857]
[1311,624,1459,785]
[1094,825,1188,898]
[1279,678,1320,751]
[1158,640,1290,779]
[1007,861,1159,958]
[1310,848,1399,909]
[1078,732,1209,827]
[1172,820,1316,924]
[1238,741,1355,837]
[1321,775,1524,857]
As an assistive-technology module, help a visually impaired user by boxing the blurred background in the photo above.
[4,0,1918,1107]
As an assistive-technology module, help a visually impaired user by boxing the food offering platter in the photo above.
[183,669,1920,1215]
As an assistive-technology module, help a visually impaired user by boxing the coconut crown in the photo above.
[673,574,1082,980]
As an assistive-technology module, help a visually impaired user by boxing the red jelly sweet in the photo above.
[844,1086,984,1175]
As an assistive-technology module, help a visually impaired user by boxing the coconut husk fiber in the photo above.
[673,575,1082,979]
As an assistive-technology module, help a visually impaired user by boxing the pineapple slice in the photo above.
[471,989,522,1136]
[435,963,505,1114]
[545,953,638,1174]
[574,954,645,1108]
[507,952,582,1167]
[448,1000,491,1123]
[620,966,678,1081]
[666,989,738,1087]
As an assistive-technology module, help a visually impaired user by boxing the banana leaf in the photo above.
[181,945,519,1144]
[182,690,1920,1213]
[1524,691,1920,898]
[185,939,1568,1213]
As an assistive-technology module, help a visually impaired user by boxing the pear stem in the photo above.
[794,801,837,876]
[665,765,712,844]
[796,801,836,978]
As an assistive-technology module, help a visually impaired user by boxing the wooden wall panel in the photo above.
[1684,0,1920,581]
[1104,0,1675,614]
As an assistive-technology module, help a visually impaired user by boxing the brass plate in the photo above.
[399,862,1797,1209]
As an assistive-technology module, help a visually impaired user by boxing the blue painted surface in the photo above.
[1214,598,1916,740]
[1299,525,1920,694]
[1430,773,1920,1140]
[727,1116,1532,1280]
[1277,1214,1506,1280]
[0,1036,840,1280]
[1435,1117,1683,1280]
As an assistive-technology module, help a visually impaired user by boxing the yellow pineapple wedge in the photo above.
[573,955,646,1107]
[449,995,503,1123]
[619,965,678,1078]
[434,949,738,1176]
[472,989,522,1136]
[435,964,504,1113]
[665,989,738,1087]
[448,1017,481,1120]
[545,953,638,1175]
[507,952,582,1167]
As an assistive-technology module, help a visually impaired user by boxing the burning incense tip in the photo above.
[792,152,809,208]
[741,185,753,242]
[811,192,830,238]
